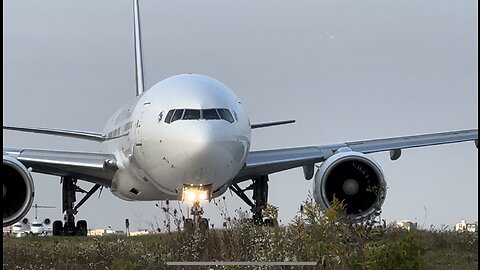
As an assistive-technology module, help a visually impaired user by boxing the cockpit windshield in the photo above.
[183,109,201,120]
[164,108,235,124]
[202,109,220,120]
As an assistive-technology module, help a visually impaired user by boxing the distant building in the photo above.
[129,229,153,236]
[395,220,417,231]
[88,229,126,236]
[455,219,478,233]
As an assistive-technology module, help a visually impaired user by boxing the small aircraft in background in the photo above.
[8,204,55,237]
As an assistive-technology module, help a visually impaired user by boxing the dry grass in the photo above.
[3,198,478,270]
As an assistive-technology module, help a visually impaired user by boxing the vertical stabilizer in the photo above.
[133,0,145,96]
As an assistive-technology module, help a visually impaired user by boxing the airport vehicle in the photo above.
[3,0,478,236]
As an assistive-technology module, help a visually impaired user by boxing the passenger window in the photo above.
[164,110,174,124]
[171,109,184,123]
[183,109,201,120]
[202,109,220,120]
[218,109,234,123]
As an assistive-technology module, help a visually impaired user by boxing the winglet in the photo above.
[251,120,296,129]
[133,0,146,96]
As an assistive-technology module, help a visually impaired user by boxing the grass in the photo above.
[3,198,478,270]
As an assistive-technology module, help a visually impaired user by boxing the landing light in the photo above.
[182,184,212,203]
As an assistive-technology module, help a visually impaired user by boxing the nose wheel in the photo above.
[183,202,209,233]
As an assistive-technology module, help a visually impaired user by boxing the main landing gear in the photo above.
[229,175,277,226]
[52,176,101,236]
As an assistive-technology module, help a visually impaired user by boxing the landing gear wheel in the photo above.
[53,220,63,236]
[199,218,209,233]
[64,222,76,236]
[58,177,101,237]
[184,218,194,233]
[229,175,270,226]
[264,218,278,227]
[76,220,88,236]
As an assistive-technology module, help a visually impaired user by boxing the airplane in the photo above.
[11,219,52,237]
[29,204,55,235]
[3,0,478,236]
[5,204,54,237]
[8,219,52,237]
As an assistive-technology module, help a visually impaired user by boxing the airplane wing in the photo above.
[3,126,105,142]
[234,129,478,183]
[3,148,117,187]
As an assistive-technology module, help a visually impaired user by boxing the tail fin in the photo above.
[133,0,145,96]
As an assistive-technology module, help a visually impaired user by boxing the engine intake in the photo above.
[313,151,386,222]
[3,156,35,227]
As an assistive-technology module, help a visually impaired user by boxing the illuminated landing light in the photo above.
[182,184,213,203]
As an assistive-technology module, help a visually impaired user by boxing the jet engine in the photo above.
[3,156,35,227]
[313,149,387,222]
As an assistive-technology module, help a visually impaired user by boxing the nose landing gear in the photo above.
[183,202,209,233]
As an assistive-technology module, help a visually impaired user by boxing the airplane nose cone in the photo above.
[182,122,247,186]
[183,123,225,161]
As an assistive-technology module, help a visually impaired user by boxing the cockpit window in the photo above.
[164,110,174,123]
[217,109,234,123]
[165,108,235,124]
[171,109,184,123]
[183,109,201,120]
[233,110,239,122]
[202,109,220,120]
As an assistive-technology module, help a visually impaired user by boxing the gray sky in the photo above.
[3,0,478,231]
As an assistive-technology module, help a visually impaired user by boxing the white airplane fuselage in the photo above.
[102,74,251,201]
[11,220,46,235]
[30,220,45,235]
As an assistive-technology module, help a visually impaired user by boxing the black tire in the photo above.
[199,218,209,233]
[184,218,194,233]
[76,220,88,236]
[264,218,277,227]
[53,220,63,236]
[44,218,51,225]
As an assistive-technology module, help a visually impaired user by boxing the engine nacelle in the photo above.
[3,156,35,227]
[313,150,386,222]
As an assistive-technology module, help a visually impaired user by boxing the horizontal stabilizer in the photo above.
[251,120,295,129]
[3,125,105,142]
